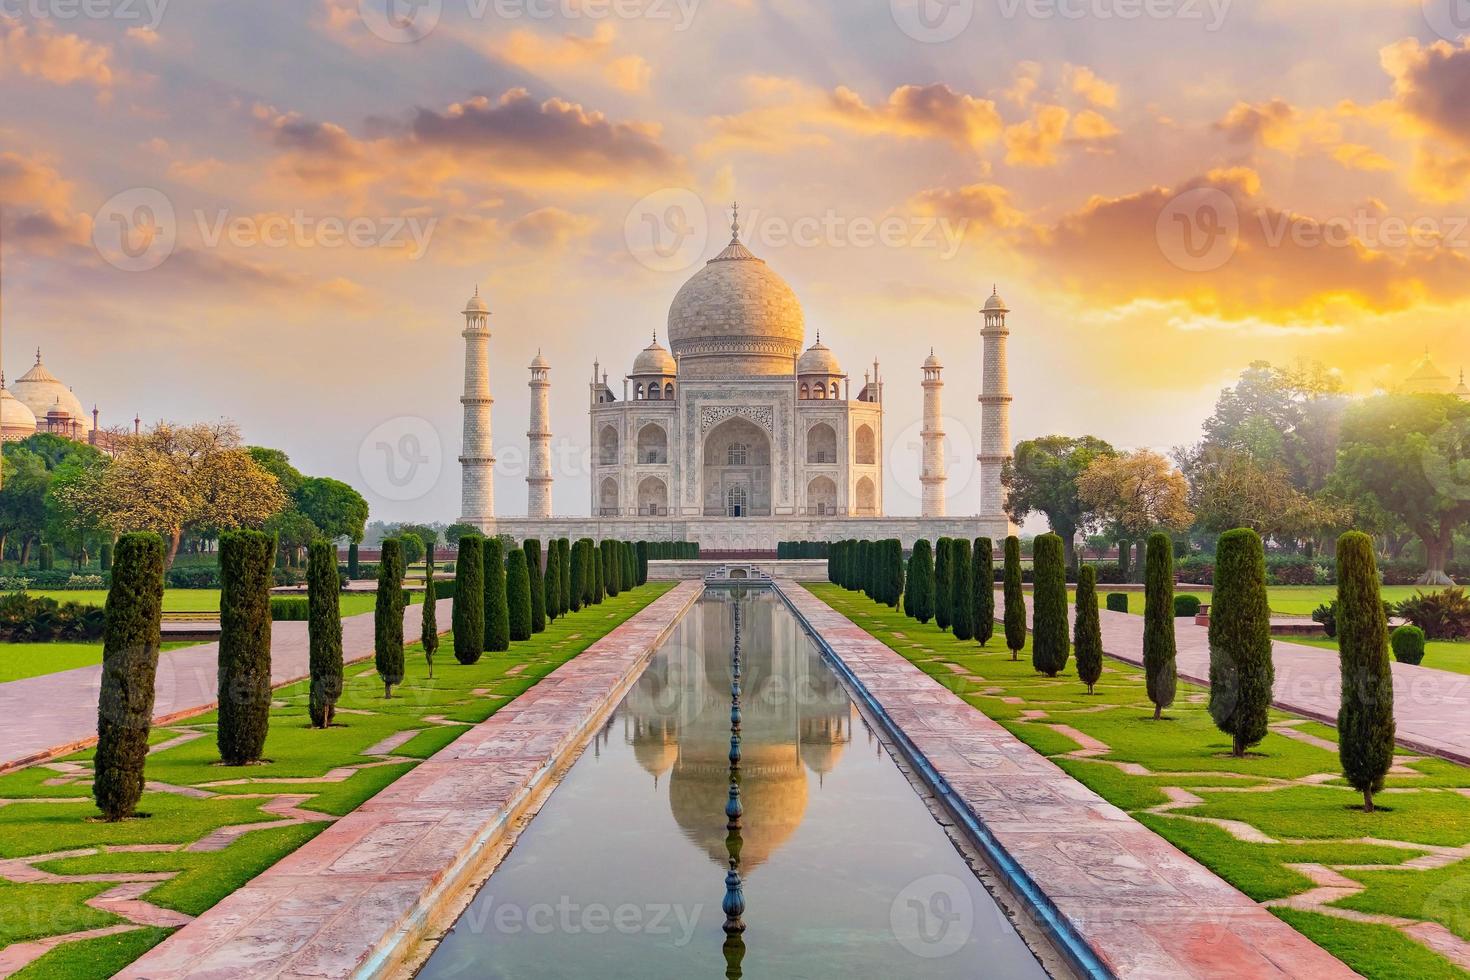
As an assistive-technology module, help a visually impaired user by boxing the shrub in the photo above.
[1312,601,1337,639]
[905,540,934,623]
[951,539,975,641]
[1105,593,1130,614]
[347,542,359,580]
[483,537,510,652]
[1391,624,1426,666]
[270,598,310,621]
[1074,565,1104,695]
[1003,536,1026,661]
[307,540,343,727]
[92,532,164,821]
[1173,595,1202,618]
[452,536,484,664]
[507,548,532,642]
[934,538,953,631]
[1207,529,1273,756]
[166,565,219,589]
[217,530,274,765]
[524,539,546,633]
[1395,588,1470,641]
[973,538,994,647]
[1031,534,1069,677]
[1336,531,1395,812]
[375,539,406,697]
[1144,533,1178,720]
[0,592,105,642]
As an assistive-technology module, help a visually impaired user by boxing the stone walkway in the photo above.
[1000,591,1470,767]
[115,581,702,980]
[787,582,1356,980]
[0,599,453,773]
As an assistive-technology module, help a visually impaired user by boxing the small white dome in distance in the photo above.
[632,333,677,376]
[798,334,843,376]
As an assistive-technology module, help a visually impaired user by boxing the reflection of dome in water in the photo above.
[800,714,851,780]
[667,745,807,874]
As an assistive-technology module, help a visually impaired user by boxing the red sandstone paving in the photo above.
[784,581,1355,980]
[114,581,702,980]
[995,589,1470,766]
[0,599,453,773]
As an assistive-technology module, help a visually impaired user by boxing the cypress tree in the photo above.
[887,540,905,607]
[1116,540,1129,581]
[569,539,586,612]
[452,535,485,664]
[544,541,562,622]
[506,548,532,642]
[636,540,649,585]
[1207,529,1273,753]
[606,540,622,597]
[1031,533,1070,677]
[92,532,164,821]
[1336,531,1395,812]
[905,540,934,623]
[623,541,637,592]
[100,541,113,572]
[307,539,343,726]
[375,538,406,697]
[1074,564,1103,694]
[560,538,573,611]
[1143,532,1178,720]
[952,539,975,641]
[483,537,510,652]
[347,542,360,580]
[593,547,605,604]
[1003,536,1026,661]
[934,537,953,630]
[39,542,53,570]
[422,559,439,678]
[525,539,546,633]
[217,529,275,764]
[973,537,994,647]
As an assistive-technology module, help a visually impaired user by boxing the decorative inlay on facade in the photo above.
[700,405,774,433]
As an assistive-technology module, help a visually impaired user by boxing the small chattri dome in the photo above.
[463,285,490,315]
[529,349,550,370]
[982,284,1008,313]
[923,348,942,369]
[632,333,677,376]
[798,333,843,376]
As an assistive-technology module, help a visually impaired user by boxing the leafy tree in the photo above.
[1336,531,1395,811]
[453,536,484,664]
[483,537,510,652]
[443,522,480,547]
[1074,564,1103,694]
[246,447,305,498]
[1207,529,1273,754]
[375,538,406,697]
[905,540,934,623]
[1003,536,1027,661]
[1003,435,1115,568]
[507,547,532,642]
[1332,393,1470,585]
[265,509,319,568]
[217,529,274,764]
[1031,533,1069,677]
[297,476,369,545]
[1078,450,1194,538]
[951,539,975,641]
[1143,532,1178,719]
[422,554,439,677]
[973,537,994,646]
[92,532,164,820]
[934,537,953,631]
[524,539,546,633]
[1190,449,1349,546]
[307,539,343,726]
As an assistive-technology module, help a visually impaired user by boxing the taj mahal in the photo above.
[459,208,1015,550]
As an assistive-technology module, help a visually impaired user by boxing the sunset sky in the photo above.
[5,0,1470,523]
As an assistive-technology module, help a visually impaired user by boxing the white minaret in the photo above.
[527,350,553,518]
[978,286,1013,523]
[459,287,495,528]
[920,348,946,517]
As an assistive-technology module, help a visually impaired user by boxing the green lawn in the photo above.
[1068,585,1429,617]
[1288,635,1470,677]
[0,642,195,683]
[0,583,671,979]
[26,590,410,616]
[809,583,1470,980]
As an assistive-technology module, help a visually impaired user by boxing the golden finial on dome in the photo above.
[730,202,740,243]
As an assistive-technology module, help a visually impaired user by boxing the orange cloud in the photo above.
[1378,38,1470,199]
[1066,65,1118,109]
[0,16,114,88]
[0,150,90,249]
[909,183,1024,228]
[1004,105,1070,166]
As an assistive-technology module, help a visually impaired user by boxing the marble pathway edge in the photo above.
[782,581,1357,980]
[115,580,703,980]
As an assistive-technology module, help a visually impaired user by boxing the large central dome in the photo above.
[667,216,804,378]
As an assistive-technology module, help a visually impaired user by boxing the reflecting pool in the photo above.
[419,590,1046,979]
